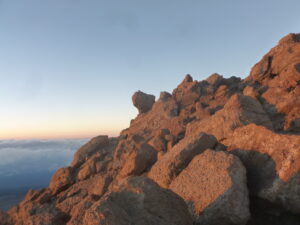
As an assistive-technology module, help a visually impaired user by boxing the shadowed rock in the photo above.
[224,124,300,213]
[83,176,193,225]
[132,91,155,114]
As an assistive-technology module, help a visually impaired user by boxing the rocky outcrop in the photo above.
[148,132,217,188]
[83,176,193,225]
[132,91,155,114]
[71,135,109,167]
[223,124,300,214]
[0,210,12,225]
[186,93,273,141]
[170,150,250,225]
[247,33,300,131]
[5,33,300,225]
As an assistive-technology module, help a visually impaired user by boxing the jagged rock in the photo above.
[71,135,109,167]
[132,90,155,114]
[148,132,217,188]
[77,150,113,181]
[186,94,273,140]
[83,176,193,225]
[159,91,172,101]
[224,124,300,213]
[50,167,75,194]
[206,73,223,85]
[0,210,12,225]
[170,150,250,225]
[119,143,157,177]
[66,196,94,225]
[122,90,182,139]
[7,33,300,225]
[247,32,300,131]
[173,74,201,107]
[9,188,69,225]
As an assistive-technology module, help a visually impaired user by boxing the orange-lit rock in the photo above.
[170,150,250,225]
[6,33,300,225]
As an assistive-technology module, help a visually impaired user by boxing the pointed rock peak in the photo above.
[183,74,193,83]
[159,91,172,101]
[279,33,300,44]
[132,90,155,114]
[206,73,223,85]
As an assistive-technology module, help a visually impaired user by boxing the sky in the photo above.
[0,0,299,139]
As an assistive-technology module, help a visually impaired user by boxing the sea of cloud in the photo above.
[0,139,88,189]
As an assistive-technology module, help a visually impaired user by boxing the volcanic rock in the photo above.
[83,176,193,225]
[224,124,300,214]
[6,32,300,225]
[0,210,12,225]
[132,91,155,114]
[186,93,273,141]
[71,135,109,167]
[170,150,250,225]
[148,132,217,188]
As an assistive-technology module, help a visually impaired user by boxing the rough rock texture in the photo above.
[247,33,300,131]
[5,33,300,225]
[186,93,273,141]
[223,124,300,214]
[132,91,155,114]
[83,176,193,225]
[71,135,109,167]
[148,132,217,188]
[0,210,12,225]
[170,150,250,225]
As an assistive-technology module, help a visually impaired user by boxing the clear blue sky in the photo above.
[0,0,299,139]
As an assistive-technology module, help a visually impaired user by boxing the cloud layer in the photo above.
[0,139,88,189]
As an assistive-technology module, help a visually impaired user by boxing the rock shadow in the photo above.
[228,148,300,225]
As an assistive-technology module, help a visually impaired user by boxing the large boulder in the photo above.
[148,132,217,188]
[170,149,250,225]
[119,143,157,177]
[247,33,300,131]
[50,167,75,194]
[224,124,300,213]
[132,91,155,114]
[71,135,109,167]
[83,176,193,225]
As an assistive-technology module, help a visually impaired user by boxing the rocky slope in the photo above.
[1,33,300,225]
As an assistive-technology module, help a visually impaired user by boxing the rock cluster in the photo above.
[3,33,300,225]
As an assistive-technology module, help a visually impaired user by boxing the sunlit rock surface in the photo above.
[5,33,300,225]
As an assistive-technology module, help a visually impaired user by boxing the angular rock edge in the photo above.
[4,32,300,225]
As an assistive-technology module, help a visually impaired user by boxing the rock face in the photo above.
[170,150,250,225]
[223,124,300,214]
[5,33,300,225]
[83,176,193,225]
[132,91,155,114]
[148,132,217,188]
[0,210,12,225]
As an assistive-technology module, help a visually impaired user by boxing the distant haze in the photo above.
[0,139,87,189]
[0,0,300,139]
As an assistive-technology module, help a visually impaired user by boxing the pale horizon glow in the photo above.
[1,0,300,139]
